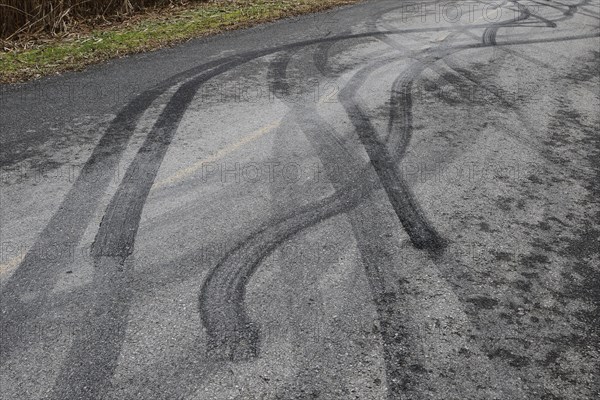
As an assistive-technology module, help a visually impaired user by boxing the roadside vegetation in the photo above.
[0,0,359,83]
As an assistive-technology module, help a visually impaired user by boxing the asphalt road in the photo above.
[1,0,599,399]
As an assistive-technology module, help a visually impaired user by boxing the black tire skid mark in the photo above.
[412,16,600,399]
[267,64,379,395]
[0,87,167,359]
[460,26,556,68]
[381,2,598,396]
[448,0,576,69]
[372,3,496,159]
[270,47,383,206]
[338,58,445,252]
[311,46,401,165]
[369,39,469,161]
[385,62,428,160]
[375,1,513,53]
[303,39,509,395]
[366,40,472,161]
[315,27,503,212]
[332,51,459,399]
[45,43,360,388]
[478,3,598,48]
[199,172,378,361]
[41,30,600,388]
[372,0,527,53]
[367,18,472,162]
[47,256,135,400]
[199,37,403,361]
[312,44,479,394]
[483,1,532,45]
[276,48,420,398]
[196,51,297,361]
[268,3,596,398]
[483,25,499,46]
[312,35,475,166]
[366,8,501,396]
[199,44,383,362]
[377,0,578,243]
[267,48,370,187]
[48,58,249,400]
[91,58,247,259]
[201,45,424,390]
[350,9,438,161]
[0,55,248,362]
[339,15,511,394]
[313,40,337,78]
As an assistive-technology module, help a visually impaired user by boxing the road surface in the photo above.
[1,0,599,399]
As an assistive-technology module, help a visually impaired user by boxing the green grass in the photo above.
[0,0,358,83]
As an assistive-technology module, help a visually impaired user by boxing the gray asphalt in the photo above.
[1,0,599,399]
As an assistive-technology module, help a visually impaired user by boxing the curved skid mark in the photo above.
[313,40,337,77]
[49,58,251,399]
[0,85,170,359]
[199,44,420,362]
[272,49,373,168]
[483,26,499,46]
[200,175,377,360]
[200,48,380,361]
[0,55,245,362]
[278,49,411,395]
[92,59,246,258]
[338,59,445,251]
[483,1,531,45]
[386,62,426,160]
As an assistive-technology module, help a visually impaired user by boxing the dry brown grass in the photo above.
[0,0,194,40]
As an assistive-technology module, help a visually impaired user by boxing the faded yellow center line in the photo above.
[151,90,334,190]
[0,254,24,278]
[151,118,282,191]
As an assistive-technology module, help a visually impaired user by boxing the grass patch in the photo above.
[0,0,359,83]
